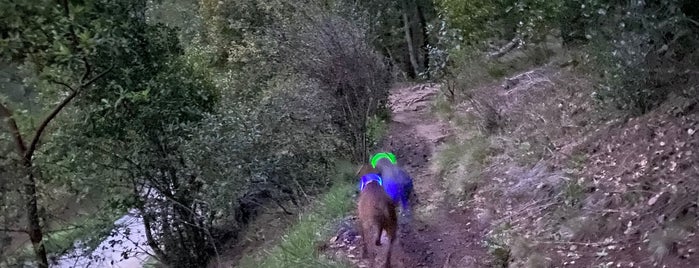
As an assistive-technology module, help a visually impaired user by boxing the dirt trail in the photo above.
[328,84,490,267]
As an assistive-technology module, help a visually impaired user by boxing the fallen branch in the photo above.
[487,37,522,59]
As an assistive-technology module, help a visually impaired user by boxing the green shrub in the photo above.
[366,115,388,148]
[437,0,562,46]
[567,0,699,114]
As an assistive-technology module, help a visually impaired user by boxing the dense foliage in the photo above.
[2,0,697,267]
[435,0,698,113]
[1,0,389,267]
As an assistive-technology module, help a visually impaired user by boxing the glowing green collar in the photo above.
[370,152,397,168]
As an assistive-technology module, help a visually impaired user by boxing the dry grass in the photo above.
[230,163,358,268]
[435,134,491,201]
[436,59,699,267]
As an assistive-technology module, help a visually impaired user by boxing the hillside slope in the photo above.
[326,66,699,267]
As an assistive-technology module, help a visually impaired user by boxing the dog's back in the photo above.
[357,180,397,267]
[358,182,397,231]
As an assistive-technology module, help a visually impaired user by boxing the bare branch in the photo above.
[59,0,92,82]
[25,66,113,160]
[44,225,81,234]
[81,65,113,88]
[487,37,522,59]
[0,227,28,234]
[687,17,699,27]
[49,79,76,92]
[24,90,79,161]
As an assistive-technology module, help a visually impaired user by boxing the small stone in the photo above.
[456,255,477,267]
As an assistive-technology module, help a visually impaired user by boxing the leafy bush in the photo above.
[584,1,698,114]
[436,0,699,115]
[366,115,389,148]
[276,5,393,162]
[182,76,344,230]
[437,0,562,46]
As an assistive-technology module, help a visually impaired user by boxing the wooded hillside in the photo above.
[1,0,697,267]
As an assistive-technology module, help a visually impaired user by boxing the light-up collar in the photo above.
[370,152,397,168]
[359,173,383,191]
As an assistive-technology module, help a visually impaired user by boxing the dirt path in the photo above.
[328,84,491,267]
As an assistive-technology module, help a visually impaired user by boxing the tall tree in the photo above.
[0,1,113,266]
[2,0,219,266]
[402,0,421,77]
[355,0,435,78]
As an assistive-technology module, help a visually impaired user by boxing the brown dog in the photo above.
[357,175,398,268]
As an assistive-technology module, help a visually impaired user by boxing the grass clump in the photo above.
[483,223,513,268]
[237,181,355,268]
[431,91,455,120]
[436,134,492,200]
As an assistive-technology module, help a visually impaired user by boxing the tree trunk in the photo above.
[416,2,430,78]
[0,104,49,268]
[0,0,109,260]
[25,170,49,268]
[401,1,420,78]
[136,186,166,261]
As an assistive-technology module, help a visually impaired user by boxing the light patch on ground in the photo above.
[415,192,444,220]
